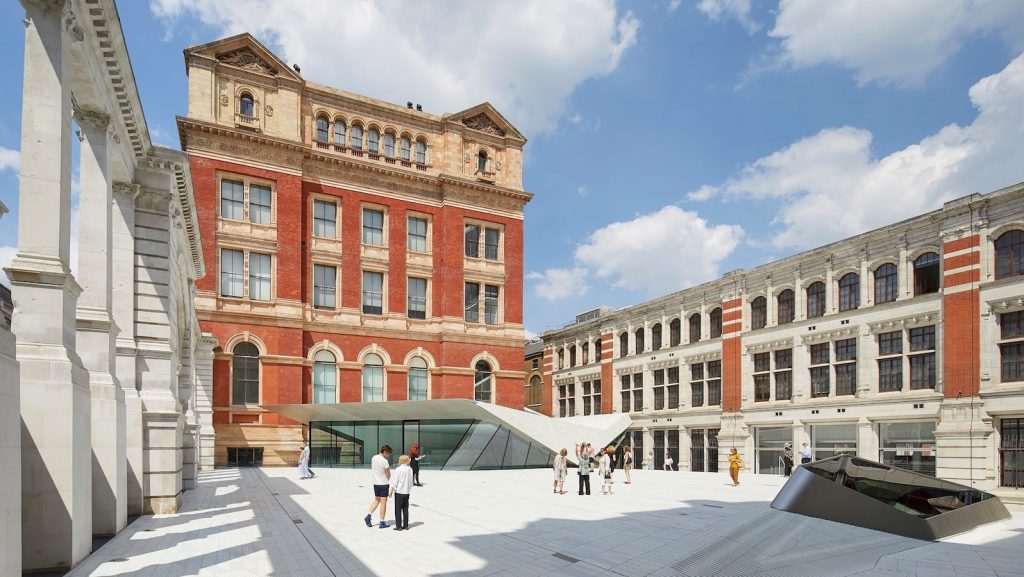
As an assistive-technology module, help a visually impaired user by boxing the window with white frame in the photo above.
[220,179,244,220]
[220,249,244,298]
[313,199,337,238]
[620,373,643,413]
[315,116,329,143]
[333,120,346,147]
[408,277,427,319]
[464,223,501,260]
[407,216,428,252]
[690,364,705,407]
[774,349,792,400]
[1000,311,1024,382]
[484,285,499,324]
[835,338,857,396]
[350,124,363,150]
[484,227,500,260]
[415,139,427,164]
[362,208,385,246]
[559,383,575,417]
[464,282,479,323]
[313,264,336,309]
[464,282,499,324]
[474,360,492,403]
[754,352,771,402]
[707,360,722,406]
[384,132,395,158]
[313,350,336,404]
[583,379,601,415]
[653,368,666,410]
[367,128,380,155]
[875,263,898,304]
[400,136,411,161]
[408,356,428,400]
[362,353,384,402]
[667,367,680,408]
[909,326,936,389]
[220,177,273,224]
[248,252,272,301]
[810,343,830,397]
[362,271,384,315]
[878,331,903,392]
[464,224,480,257]
[249,184,272,224]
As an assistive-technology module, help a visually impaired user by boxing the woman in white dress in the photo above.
[599,448,613,495]
[298,444,313,479]
[552,448,568,494]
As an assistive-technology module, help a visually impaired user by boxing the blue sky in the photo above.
[2,1,1023,338]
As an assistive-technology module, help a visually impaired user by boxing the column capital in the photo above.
[20,0,68,13]
[73,107,110,131]
[112,181,140,198]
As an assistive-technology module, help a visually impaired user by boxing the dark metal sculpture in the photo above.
[771,455,1011,540]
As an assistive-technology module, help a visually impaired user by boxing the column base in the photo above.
[1,328,21,577]
[935,397,993,489]
[716,412,749,471]
[90,377,126,536]
[142,410,183,514]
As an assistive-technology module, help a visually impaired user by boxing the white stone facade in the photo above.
[544,182,1024,506]
[3,0,216,572]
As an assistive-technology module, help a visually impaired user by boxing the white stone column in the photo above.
[195,333,218,471]
[111,182,143,516]
[180,323,198,490]
[74,107,127,536]
[9,0,93,569]
[0,300,20,577]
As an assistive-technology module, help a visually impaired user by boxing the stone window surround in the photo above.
[463,278,503,326]
[309,108,432,165]
[463,217,504,262]
[217,245,276,302]
[406,212,432,254]
[216,171,278,227]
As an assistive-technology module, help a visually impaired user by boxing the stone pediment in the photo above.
[447,103,526,143]
[463,113,505,136]
[216,48,278,76]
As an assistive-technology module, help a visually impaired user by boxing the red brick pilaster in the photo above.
[600,333,614,415]
[722,297,743,412]
[542,348,554,416]
[942,234,981,398]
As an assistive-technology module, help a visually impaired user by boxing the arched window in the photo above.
[361,353,384,402]
[350,124,363,150]
[415,139,427,164]
[528,375,542,407]
[875,263,898,304]
[333,120,346,147]
[231,342,260,405]
[839,273,860,311]
[914,252,940,295]
[751,297,767,330]
[710,308,723,339]
[996,230,1024,279]
[474,360,492,403]
[313,350,336,404]
[689,313,702,343]
[593,338,602,362]
[383,132,395,158]
[239,93,254,117]
[670,318,681,346]
[408,356,428,400]
[635,327,645,353]
[582,342,589,365]
[568,344,577,367]
[399,136,411,161]
[651,323,663,350]
[314,115,329,143]
[777,290,794,325]
[806,281,825,318]
[477,150,488,173]
[557,348,565,369]
[367,129,380,154]
[619,332,628,357]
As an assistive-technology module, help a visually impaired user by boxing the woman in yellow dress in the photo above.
[728,447,742,486]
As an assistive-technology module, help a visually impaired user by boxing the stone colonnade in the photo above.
[2,1,216,573]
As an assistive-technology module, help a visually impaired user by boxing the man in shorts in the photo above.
[364,445,393,529]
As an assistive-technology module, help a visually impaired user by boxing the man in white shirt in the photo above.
[800,442,813,465]
[364,445,393,529]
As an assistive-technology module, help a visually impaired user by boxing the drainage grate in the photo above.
[292,519,303,524]
[553,553,579,564]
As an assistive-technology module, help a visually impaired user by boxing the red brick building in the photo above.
[178,34,531,466]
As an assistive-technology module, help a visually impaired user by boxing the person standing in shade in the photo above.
[800,442,813,465]
[297,443,313,480]
[389,454,414,531]
[576,442,592,495]
[647,449,655,471]
[410,443,424,486]
[599,448,613,495]
[553,448,568,494]
[663,451,674,471]
[364,445,393,529]
[728,447,743,486]
[782,442,794,477]
[622,445,633,484]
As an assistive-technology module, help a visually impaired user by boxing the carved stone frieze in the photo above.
[463,113,505,136]
[182,127,304,169]
[220,95,229,106]
[216,48,278,76]
[73,107,110,130]
[112,181,140,197]
[304,157,443,202]
[265,105,274,117]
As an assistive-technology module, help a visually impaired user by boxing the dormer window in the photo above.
[239,93,254,117]
[477,150,488,173]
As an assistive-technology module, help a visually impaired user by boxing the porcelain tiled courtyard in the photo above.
[65,467,1024,577]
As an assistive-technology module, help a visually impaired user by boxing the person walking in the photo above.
[599,448,613,495]
[800,442,813,465]
[297,443,313,480]
[410,443,424,486]
[622,445,633,484]
[728,447,743,486]
[364,445,393,529]
[782,442,794,477]
[389,454,414,531]
[663,451,674,471]
[576,442,592,495]
[647,450,655,471]
[553,448,568,494]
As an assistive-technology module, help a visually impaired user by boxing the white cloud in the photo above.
[577,185,589,197]
[524,328,540,341]
[151,0,639,137]
[770,0,1024,86]
[690,52,1024,250]
[0,146,19,172]
[697,0,760,34]
[528,267,590,301]
[668,0,682,12]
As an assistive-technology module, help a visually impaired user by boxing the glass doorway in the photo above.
[652,429,679,470]
[810,423,857,461]
[755,426,790,475]
[689,428,719,472]
[878,421,936,476]
[1001,418,1024,488]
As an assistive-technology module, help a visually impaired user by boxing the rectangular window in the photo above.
[464,282,479,323]
[879,331,903,356]
[464,224,480,257]
[910,353,936,390]
[633,373,643,412]
[248,252,271,301]
[484,227,500,260]
[362,208,384,246]
[754,352,770,372]
[909,326,935,352]
[220,180,244,220]
[754,374,771,402]
[691,364,704,381]
[810,343,830,365]
[620,375,630,412]
[810,366,830,397]
[362,271,383,315]
[313,264,336,309]
[774,370,792,401]
[484,284,499,325]
[313,200,337,238]
[707,380,721,406]
[708,360,721,379]
[653,369,665,410]
[835,363,856,396]
[1002,342,1024,382]
[1002,311,1024,339]
[407,216,428,252]
[249,184,272,224]
[691,381,704,407]
[835,338,857,362]
[408,277,427,319]
[774,348,792,370]
[220,249,244,297]
[583,380,602,416]
[879,357,903,392]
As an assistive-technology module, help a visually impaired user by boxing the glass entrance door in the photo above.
[1000,418,1023,488]
[690,430,705,472]
[755,426,790,475]
[810,423,857,461]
